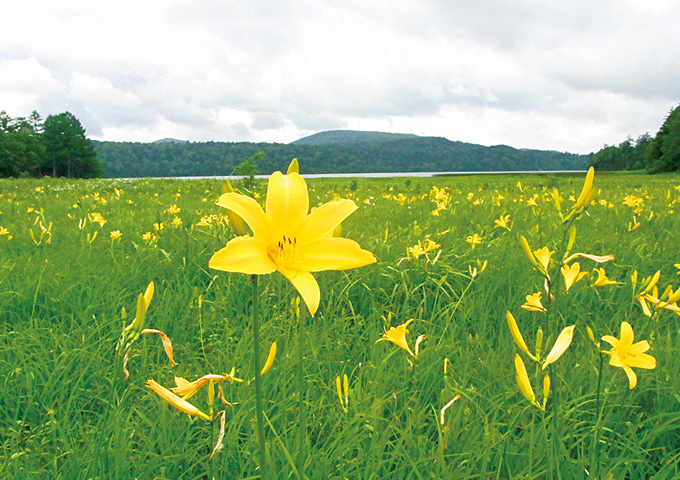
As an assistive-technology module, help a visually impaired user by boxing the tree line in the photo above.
[0,111,102,178]
[590,104,680,173]
[95,136,589,178]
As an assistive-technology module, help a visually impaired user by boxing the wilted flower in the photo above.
[146,379,212,421]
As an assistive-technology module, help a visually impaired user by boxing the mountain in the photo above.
[292,130,419,145]
[93,131,590,178]
[152,138,188,144]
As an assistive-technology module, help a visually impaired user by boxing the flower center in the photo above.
[269,235,299,271]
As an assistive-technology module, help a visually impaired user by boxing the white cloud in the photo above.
[1,0,679,153]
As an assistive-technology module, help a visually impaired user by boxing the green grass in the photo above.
[1,172,680,479]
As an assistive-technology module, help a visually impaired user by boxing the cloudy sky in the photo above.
[2,0,679,153]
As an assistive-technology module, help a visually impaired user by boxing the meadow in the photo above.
[1,169,679,479]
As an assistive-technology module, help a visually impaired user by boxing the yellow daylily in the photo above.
[172,372,243,399]
[260,342,277,375]
[601,321,656,389]
[209,168,376,315]
[494,214,511,230]
[591,268,618,287]
[519,236,539,269]
[377,319,415,357]
[542,325,575,369]
[146,379,212,420]
[335,373,349,412]
[561,262,588,292]
[506,312,536,360]
[533,247,555,275]
[521,292,547,313]
[514,354,540,409]
[466,233,482,248]
[567,166,599,219]
[124,282,155,335]
[220,180,247,236]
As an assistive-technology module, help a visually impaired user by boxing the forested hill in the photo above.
[94,130,589,178]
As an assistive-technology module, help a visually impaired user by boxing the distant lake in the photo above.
[171,170,586,180]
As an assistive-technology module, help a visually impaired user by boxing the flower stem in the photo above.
[250,274,267,478]
[297,299,307,478]
[591,352,605,479]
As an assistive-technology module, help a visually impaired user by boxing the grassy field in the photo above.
[1,170,679,479]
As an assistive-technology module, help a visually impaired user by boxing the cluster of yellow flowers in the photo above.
[509,167,657,398]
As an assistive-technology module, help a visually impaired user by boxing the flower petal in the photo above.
[628,352,657,369]
[209,236,276,275]
[266,172,309,234]
[283,270,320,316]
[620,321,634,346]
[297,199,358,241]
[542,325,575,369]
[297,237,376,272]
[622,365,638,389]
[628,340,651,355]
[216,192,269,238]
[608,351,624,367]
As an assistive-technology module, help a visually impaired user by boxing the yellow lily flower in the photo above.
[407,241,425,259]
[209,169,376,316]
[542,374,551,410]
[466,233,482,248]
[533,247,555,275]
[146,379,212,421]
[591,268,618,287]
[335,373,349,412]
[521,292,547,313]
[123,281,155,335]
[561,262,588,292]
[542,325,575,369]
[514,354,540,409]
[572,167,598,212]
[220,180,247,236]
[519,236,539,269]
[171,372,243,400]
[506,312,535,360]
[494,214,511,230]
[601,321,656,389]
[377,318,415,356]
[260,342,277,375]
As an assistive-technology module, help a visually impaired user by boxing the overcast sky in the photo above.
[2,0,679,153]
